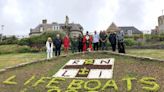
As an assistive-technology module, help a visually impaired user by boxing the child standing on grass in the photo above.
[46,37,53,59]
[63,34,70,55]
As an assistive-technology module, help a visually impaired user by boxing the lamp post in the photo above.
[0,25,4,42]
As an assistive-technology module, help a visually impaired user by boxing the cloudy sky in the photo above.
[0,0,164,35]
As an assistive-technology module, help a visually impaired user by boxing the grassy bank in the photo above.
[127,49,164,59]
[0,53,46,69]
[0,52,163,92]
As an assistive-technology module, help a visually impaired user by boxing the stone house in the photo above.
[29,17,83,37]
[107,22,143,36]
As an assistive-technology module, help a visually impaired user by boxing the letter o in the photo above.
[84,80,101,91]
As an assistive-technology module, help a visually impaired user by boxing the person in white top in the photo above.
[46,37,53,59]
[93,31,99,51]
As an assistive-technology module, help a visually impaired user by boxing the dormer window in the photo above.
[40,27,43,32]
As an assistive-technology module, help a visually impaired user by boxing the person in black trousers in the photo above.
[109,32,117,52]
[78,34,83,52]
[53,34,62,56]
[93,31,99,51]
[99,31,103,50]
[117,31,125,53]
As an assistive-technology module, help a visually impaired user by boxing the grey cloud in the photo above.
[0,0,157,35]
[0,0,107,35]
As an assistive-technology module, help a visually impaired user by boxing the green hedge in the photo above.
[18,31,66,49]
[0,36,18,45]
[124,34,143,40]
[144,34,164,41]
[124,38,138,46]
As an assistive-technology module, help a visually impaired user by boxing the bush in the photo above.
[30,48,40,53]
[124,34,143,40]
[17,46,32,53]
[0,36,18,45]
[17,38,31,46]
[159,34,164,41]
[124,38,137,46]
[18,31,66,49]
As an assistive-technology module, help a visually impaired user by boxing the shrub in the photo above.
[159,34,164,41]
[17,38,31,46]
[124,38,137,46]
[0,36,18,45]
[124,34,143,40]
[17,46,32,53]
[18,31,66,49]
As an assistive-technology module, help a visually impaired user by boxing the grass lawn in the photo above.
[0,49,163,70]
[0,52,46,69]
[0,52,163,92]
[127,49,164,60]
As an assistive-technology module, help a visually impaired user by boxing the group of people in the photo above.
[46,31,125,59]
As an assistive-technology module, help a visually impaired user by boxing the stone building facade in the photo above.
[29,16,83,37]
[158,15,164,34]
[151,15,164,35]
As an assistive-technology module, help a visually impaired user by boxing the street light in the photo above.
[0,25,4,42]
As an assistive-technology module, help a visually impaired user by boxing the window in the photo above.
[127,30,132,36]
[53,25,60,30]
[40,27,43,32]
[56,26,58,30]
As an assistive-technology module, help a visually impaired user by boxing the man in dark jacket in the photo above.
[78,34,83,52]
[54,34,62,56]
[71,36,78,53]
[100,31,107,50]
[109,32,117,52]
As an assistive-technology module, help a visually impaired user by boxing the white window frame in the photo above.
[127,30,132,36]
[40,27,43,32]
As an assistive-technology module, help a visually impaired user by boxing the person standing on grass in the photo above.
[83,31,93,52]
[78,34,83,52]
[100,31,107,50]
[63,34,70,55]
[99,30,103,49]
[71,36,78,53]
[117,30,126,53]
[46,37,53,59]
[54,34,62,56]
[93,31,99,51]
[109,32,117,52]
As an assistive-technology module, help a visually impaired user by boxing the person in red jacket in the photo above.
[83,31,93,52]
[63,34,70,55]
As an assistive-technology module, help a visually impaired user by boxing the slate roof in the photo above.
[118,26,143,34]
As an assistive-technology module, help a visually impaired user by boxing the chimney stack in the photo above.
[42,19,47,24]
